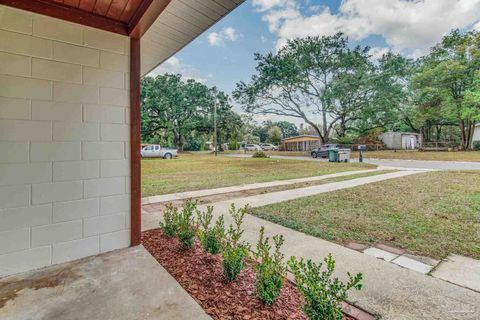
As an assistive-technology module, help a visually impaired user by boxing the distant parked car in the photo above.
[141,144,178,159]
[311,144,343,159]
[260,143,278,151]
[244,144,261,151]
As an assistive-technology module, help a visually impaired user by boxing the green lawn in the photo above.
[251,171,480,260]
[141,154,375,196]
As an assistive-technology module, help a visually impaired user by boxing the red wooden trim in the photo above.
[0,0,129,35]
[130,37,142,246]
[128,0,170,38]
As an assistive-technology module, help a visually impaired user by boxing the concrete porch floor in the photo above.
[0,246,210,320]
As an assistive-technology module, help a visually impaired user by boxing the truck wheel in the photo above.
[164,153,172,159]
[311,152,317,158]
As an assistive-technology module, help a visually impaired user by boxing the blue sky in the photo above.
[149,0,480,123]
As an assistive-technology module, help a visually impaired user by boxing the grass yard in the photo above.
[141,154,375,196]
[251,171,480,260]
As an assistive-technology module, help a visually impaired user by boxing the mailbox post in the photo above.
[358,145,366,162]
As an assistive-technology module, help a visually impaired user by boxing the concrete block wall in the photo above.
[0,5,131,277]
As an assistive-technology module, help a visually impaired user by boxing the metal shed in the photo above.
[379,132,423,150]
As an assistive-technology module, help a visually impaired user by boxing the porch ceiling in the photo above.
[140,0,245,76]
[46,0,145,23]
[0,0,245,76]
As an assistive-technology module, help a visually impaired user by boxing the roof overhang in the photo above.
[140,0,244,75]
[0,0,245,76]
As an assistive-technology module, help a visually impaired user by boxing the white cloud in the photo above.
[252,0,296,12]
[208,27,238,46]
[368,47,390,61]
[474,21,480,31]
[148,56,209,83]
[255,0,480,55]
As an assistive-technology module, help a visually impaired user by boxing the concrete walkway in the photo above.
[0,246,210,320]
[142,168,384,204]
[186,170,423,209]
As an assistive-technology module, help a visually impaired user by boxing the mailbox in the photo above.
[358,145,367,151]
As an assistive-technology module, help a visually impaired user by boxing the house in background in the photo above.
[0,0,244,278]
[281,135,321,151]
[379,131,423,150]
[472,123,480,148]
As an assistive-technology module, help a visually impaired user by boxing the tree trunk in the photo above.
[173,132,184,152]
[466,121,475,150]
[322,109,328,142]
[337,117,347,138]
[459,120,468,150]
[304,118,326,143]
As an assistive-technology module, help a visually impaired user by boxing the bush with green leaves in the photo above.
[159,204,178,237]
[252,151,269,158]
[253,226,286,305]
[196,206,225,254]
[288,254,363,320]
[221,204,250,281]
[473,141,480,151]
[175,200,197,250]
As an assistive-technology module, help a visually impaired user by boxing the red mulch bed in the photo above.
[142,228,356,320]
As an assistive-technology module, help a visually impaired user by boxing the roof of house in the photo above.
[282,135,321,142]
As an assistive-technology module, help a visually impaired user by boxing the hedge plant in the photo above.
[197,206,225,254]
[253,226,286,305]
[221,204,250,281]
[288,254,363,320]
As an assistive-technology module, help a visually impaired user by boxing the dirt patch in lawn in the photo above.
[142,229,359,320]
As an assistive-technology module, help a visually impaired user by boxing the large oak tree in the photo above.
[141,74,238,151]
[234,33,401,143]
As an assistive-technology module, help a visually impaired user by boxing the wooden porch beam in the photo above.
[128,0,171,38]
[0,0,129,35]
[130,37,142,246]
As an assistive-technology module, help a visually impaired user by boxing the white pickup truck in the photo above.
[141,144,178,159]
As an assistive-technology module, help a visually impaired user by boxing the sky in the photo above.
[148,0,480,124]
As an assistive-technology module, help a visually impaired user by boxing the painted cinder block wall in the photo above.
[0,5,131,277]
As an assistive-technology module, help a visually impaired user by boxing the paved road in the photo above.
[227,154,480,170]
[362,158,480,170]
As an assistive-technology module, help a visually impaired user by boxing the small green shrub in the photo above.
[473,141,480,151]
[159,204,178,237]
[253,226,286,305]
[176,200,197,250]
[288,254,363,320]
[252,151,269,158]
[221,204,250,281]
[197,206,225,254]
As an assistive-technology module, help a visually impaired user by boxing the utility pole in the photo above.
[213,97,218,157]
